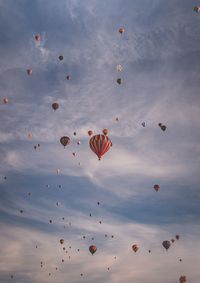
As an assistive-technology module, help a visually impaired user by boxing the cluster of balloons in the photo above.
[162,235,180,250]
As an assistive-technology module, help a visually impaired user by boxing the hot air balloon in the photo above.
[161,125,167,131]
[60,136,70,148]
[88,130,93,136]
[162,240,171,251]
[119,27,125,34]
[117,78,122,85]
[102,129,108,135]
[52,102,59,111]
[175,235,180,240]
[77,140,81,145]
[66,75,71,80]
[116,64,123,71]
[27,69,32,75]
[141,122,146,127]
[194,6,200,13]
[3,97,9,104]
[179,275,187,283]
[60,239,64,245]
[158,123,166,131]
[59,55,64,61]
[153,184,160,192]
[73,132,76,136]
[89,245,97,255]
[171,239,175,243]
[35,34,41,41]
[89,134,112,160]
[132,244,139,253]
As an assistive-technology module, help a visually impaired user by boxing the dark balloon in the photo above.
[117,78,122,85]
[27,69,32,75]
[66,75,71,80]
[153,184,160,192]
[52,102,59,111]
[35,34,41,41]
[162,240,171,251]
[59,55,64,61]
[175,235,180,240]
[60,136,70,147]
[132,244,139,253]
[161,125,167,131]
[89,245,97,255]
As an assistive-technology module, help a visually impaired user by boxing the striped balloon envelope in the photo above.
[89,134,112,160]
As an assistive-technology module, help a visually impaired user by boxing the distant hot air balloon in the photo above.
[158,123,166,131]
[60,239,64,245]
[119,27,125,34]
[27,69,32,75]
[141,122,146,127]
[35,34,41,41]
[116,64,123,71]
[60,136,70,148]
[102,129,108,135]
[194,6,200,13]
[77,140,81,145]
[117,78,122,85]
[132,244,139,253]
[175,235,180,240]
[3,97,9,104]
[162,240,171,251]
[89,134,112,160]
[179,275,187,283]
[59,55,64,61]
[88,130,93,136]
[52,102,59,111]
[66,75,71,80]
[153,184,160,192]
[89,245,97,255]
[171,239,175,243]
[161,125,167,131]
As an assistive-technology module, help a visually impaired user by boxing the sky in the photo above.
[0,0,200,282]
